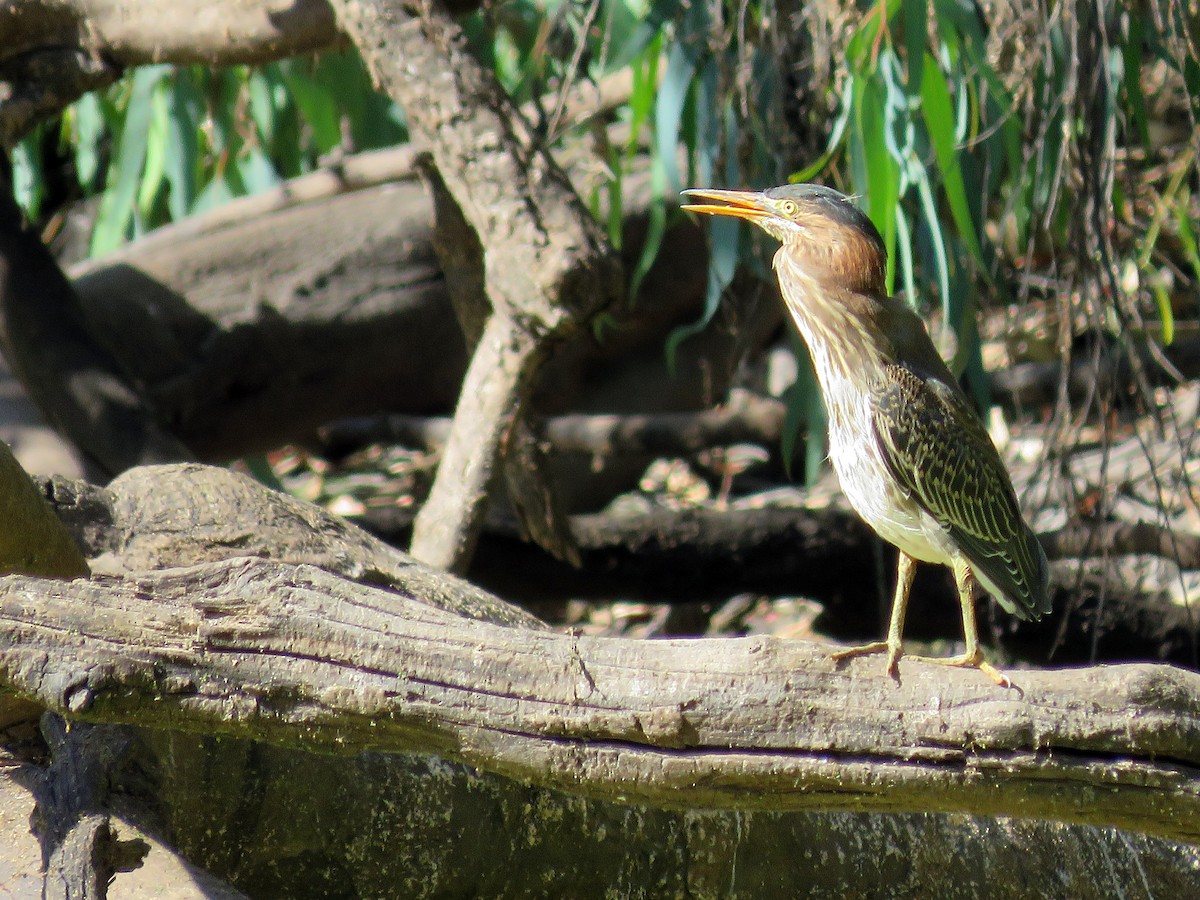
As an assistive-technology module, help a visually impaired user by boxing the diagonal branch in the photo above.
[333,0,622,572]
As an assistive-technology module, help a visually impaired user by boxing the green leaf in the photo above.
[136,82,170,221]
[282,62,342,155]
[932,0,987,51]
[912,170,951,318]
[893,202,918,309]
[609,0,682,70]
[71,92,105,191]
[656,41,697,194]
[627,163,667,305]
[1173,192,1200,280]
[164,70,203,220]
[919,53,988,275]
[1153,285,1174,346]
[850,75,901,292]
[237,148,282,195]
[190,172,235,215]
[625,36,660,157]
[11,133,44,219]
[779,337,827,485]
[792,83,853,182]
[803,383,828,486]
[693,57,720,188]
[241,455,286,492]
[91,65,168,255]
[259,65,304,178]
[316,50,405,150]
[902,0,929,84]
[248,70,277,148]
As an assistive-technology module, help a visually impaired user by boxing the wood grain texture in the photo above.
[2,552,1198,843]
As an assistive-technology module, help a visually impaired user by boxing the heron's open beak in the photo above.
[680,188,772,223]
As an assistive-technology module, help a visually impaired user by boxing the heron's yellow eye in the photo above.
[779,199,799,217]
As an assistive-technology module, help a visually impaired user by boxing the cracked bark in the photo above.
[333,0,622,572]
[3,552,1200,845]
[1,462,1197,895]
[2,465,1199,848]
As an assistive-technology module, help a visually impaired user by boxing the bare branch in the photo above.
[332,0,622,571]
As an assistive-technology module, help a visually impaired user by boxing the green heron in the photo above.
[682,184,1050,686]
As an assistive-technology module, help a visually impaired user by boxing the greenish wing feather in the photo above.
[871,364,1050,619]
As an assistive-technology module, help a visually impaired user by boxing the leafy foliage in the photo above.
[14,53,405,252]
[10,0,1200,480]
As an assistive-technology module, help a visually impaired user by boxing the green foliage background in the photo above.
[12,0,1200,482]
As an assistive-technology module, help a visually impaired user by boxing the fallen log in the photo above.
[4,468,1200,845]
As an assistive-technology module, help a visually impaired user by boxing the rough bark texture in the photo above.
[334,0,620,334]
[334,0,623,571]
[2,462,1198,896]
[4,5,1200,891]
[6,553,1200,843]
[3,465,1200,841]
[1,0,339,66]
[91,463,542,629]
[418,157,582,567]
[0,0,345,148]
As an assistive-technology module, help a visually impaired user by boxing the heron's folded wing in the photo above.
[871,364,1050,619]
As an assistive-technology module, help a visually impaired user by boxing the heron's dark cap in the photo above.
[764,184,885,254]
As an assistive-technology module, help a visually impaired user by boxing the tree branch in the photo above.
[321,390,788,459]
[2,530,1198,844]
[334,0,622,571]
[0,0,343,147]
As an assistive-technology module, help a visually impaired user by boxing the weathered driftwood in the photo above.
[351,487,1200,669]
[5,462,1200,895]
[0,0,439,149]
[78,463,541,630]
[2,0,337,88]
[4,553,1200,845]
[320,389,789,459]
[4,464,1200,848]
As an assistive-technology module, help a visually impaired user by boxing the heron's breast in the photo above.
[822,382,956,566]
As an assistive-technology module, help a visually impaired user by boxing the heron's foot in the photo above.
[831,641,904,680]
[909,649,1014,689]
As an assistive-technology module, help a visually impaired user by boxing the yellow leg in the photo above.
[832,551,916,679]
[907,560,1014,688]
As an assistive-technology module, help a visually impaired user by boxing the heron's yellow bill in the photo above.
[680,188,772,223]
